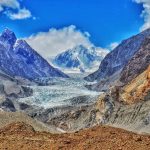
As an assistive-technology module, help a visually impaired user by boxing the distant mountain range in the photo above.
[52,45,108,73]
[0,29,68,82]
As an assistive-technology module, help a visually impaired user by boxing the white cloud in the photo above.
[0,0,32,20]
[133,0,150,31]
[7,8,32,20]
[25,25,108,58]
[0,0,20,11]
[109,42,119,50]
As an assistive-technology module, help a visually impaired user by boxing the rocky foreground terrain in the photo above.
[1,122,150,150]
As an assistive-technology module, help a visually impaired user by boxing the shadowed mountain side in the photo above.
[120,36,150,84]
[85,28,150,82]
[0,29,69,82]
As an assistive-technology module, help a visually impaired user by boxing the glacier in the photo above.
[18,77,100,109]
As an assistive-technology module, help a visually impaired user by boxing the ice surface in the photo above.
[18,77,100,109]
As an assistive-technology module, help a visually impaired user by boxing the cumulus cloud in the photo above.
[6,8,32,20]
[133,0,150,31]
[25,25,108,58]
[0,0,32,20]
[0,0,19,11]
[109,42,119,50]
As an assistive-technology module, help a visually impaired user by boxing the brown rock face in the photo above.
[120,66,150,104]
[120,36,150,84]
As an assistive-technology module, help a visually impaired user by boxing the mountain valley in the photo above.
[0,27,149,150]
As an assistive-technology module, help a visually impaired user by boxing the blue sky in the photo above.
[0,0,149,56]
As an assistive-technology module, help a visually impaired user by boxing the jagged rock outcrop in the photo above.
[85,28,150,82]
[0,29,68,82]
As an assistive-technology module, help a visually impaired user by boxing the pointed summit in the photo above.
[53,44,107,73]
[0,29,68,81]
[0,28,17,46]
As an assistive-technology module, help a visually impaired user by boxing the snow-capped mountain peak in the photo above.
[0,29,17,46]
[0,29,69,82]
[52,45,108,73]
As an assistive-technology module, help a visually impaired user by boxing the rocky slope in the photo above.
[0,70,34,112]
[1,122,150,150]
[85,28,150,82]
[0,29,68,82]
[120,36,150,84]
[103,66,150,134]
[0,111,56,133]
[85,29,150,92]
[53,45,108,73]
[120,66,150,104]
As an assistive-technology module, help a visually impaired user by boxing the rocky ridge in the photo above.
[85,28,150,82]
